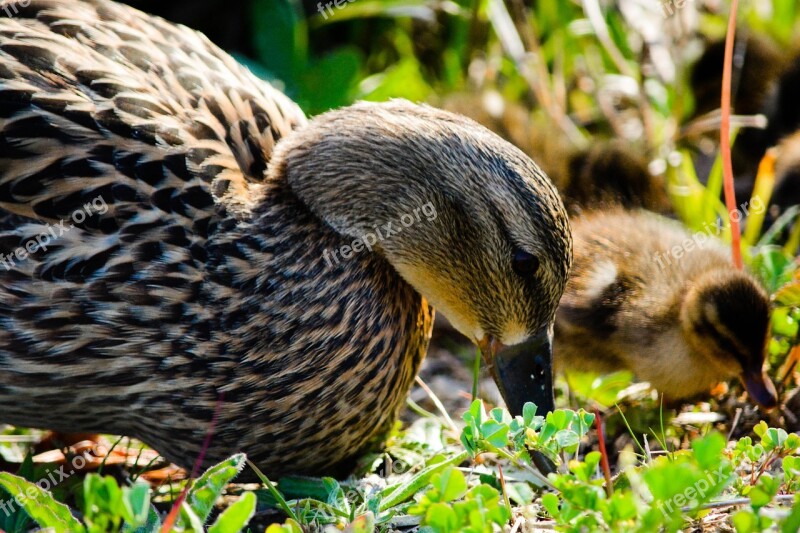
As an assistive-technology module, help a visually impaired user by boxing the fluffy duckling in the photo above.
[555,209,778,407]
[562,141,670,214]
[0,0,571,476]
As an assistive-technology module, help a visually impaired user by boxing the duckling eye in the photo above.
[512,249,540,277]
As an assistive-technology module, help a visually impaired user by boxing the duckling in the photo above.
[690,34,786,120]
[0,0,571,476]
[562,141,670,215]
[689,34,800,210]
[555,209,778,408]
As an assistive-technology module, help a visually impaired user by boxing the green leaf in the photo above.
[265,519,304,533]
[424,502,458,533]
[179,503,205,533]
[733,509,758,533]
[360,58,433,102]
[565,370,634,407]
[186,454,247,523]
[122,505,161,533]
[751,474,779,509]
[505,482,534,506]
[0,472,85,533]
[381,451,469,511]
[436,467,468,503]
[522,403,538,427]
[480,420,510,448]
[122,482,152,529]
[208,492,256,533]
[781,497,800,533]
[555,430,580,452]
[691,432,726,470]
[541,492,561,518]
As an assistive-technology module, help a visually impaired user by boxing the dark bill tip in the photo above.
[741,370,778,409]
[492,328,554,417]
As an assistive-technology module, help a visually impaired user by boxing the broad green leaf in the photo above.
[555,430,580,452]
[436,467,467,503]
[208,492,256,533]
[522,403,538,427]
[0,472,85,533]
[541,492,560,518]
[480,420,509,448]
[123,482,151,528]
[691,432,725,470]
[732,509,758,533]
[424,502,458,533]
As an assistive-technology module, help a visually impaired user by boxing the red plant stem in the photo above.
[498,464,512,515]
[594,408,613,496]
[160,392,225,533]
[721,0,743,269]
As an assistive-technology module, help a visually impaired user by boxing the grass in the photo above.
[2,0,800,531]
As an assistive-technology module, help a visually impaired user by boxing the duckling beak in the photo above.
[478,327,555,416]
[740,369,778,409]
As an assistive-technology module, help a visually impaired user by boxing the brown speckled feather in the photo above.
[0,0,431,474]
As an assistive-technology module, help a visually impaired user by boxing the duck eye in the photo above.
[512,249,540,277]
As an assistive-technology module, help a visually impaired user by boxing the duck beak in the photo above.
[740,369,778,409]
[478,327,555,416]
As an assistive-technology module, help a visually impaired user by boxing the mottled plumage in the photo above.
[0,0,571,475]
[555,209,777,407]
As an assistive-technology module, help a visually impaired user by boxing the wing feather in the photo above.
[0,0,306,283]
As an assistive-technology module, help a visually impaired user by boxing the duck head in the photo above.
[681,269,778,408]
[271,99,572,415]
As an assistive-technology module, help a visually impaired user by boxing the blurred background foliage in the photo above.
[119,0,800,194]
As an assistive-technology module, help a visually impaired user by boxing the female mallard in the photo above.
[0,0,571,475]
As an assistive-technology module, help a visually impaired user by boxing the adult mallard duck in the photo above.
[555,209,778,408]
[0,0,571,476]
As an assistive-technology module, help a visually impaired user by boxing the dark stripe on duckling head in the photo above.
[695,274,770,371]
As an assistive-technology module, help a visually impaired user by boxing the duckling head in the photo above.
[271,99,573,415]
[681,269,778,408]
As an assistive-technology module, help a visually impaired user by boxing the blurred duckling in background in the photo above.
[555,209,779,408]
[562,141,670,214]
[441,93,669,214]
[689,34,800,217]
